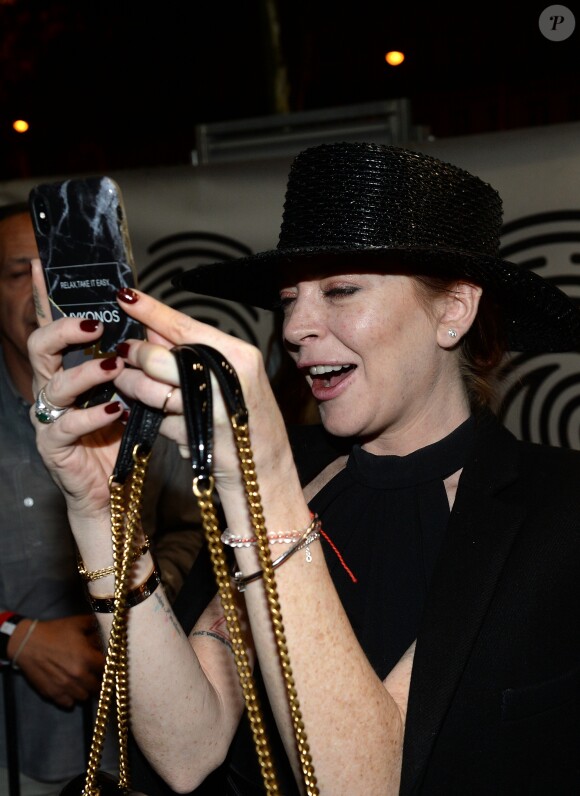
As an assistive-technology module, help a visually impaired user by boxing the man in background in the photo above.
[0,202,204,794]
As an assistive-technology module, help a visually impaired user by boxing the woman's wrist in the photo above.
[88,565,162,613]
[78,535,151,582]
[67,502,112,529]
[70,509,151,581]
[84,550,156,595]
[222,512,319,548]
[67,509,115,567]
[217,451,306,523]
[226,514,322,592]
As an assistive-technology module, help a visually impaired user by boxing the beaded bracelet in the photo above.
[233,521,321,593]
[88,567,161,613]
[77,536,151,582]
[221,513,319,548]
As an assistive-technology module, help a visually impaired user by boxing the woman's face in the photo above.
[280,269,466,452]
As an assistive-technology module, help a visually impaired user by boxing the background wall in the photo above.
[2,120,580,447]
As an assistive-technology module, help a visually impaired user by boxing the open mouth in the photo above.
[309,364,356,388]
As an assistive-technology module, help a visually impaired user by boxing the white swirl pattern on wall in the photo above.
[498,210,580,449]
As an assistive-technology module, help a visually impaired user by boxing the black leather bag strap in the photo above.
[111,399,164,485]
[171,343,249,489]
[190,344,248,423]
[171,345,214,489]
[111,343,247,488]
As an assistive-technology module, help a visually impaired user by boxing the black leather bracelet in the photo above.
[89,569,161,613]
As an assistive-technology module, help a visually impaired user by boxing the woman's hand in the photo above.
[112,288,293,495]
[28,260,126,521]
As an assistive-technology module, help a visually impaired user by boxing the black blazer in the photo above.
[400,412,580,794]
[131,412,580,794]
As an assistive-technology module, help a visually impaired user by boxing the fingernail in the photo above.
[121,409,130,423]
[117,287,138,304]
[80,319,100,332]
[116,342,130,358]
[105,401,122,414]
[100,357,118,371]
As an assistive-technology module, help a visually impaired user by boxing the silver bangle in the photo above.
[233,522,321,593]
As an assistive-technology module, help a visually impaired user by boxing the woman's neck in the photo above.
[361,397,472,457]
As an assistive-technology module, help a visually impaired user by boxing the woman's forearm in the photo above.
[73,513,246,792]
[217,452,408,795]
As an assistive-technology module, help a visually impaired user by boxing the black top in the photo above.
[130,415,476,795]
[309,415,475,678]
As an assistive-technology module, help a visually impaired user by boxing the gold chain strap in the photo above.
[78,362,319,794]
[229,414,319,795]
[81,445,152,796]
[193,480,281,794]
[184,344,318,794]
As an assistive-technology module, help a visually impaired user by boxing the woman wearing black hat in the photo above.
[28,143,580,795]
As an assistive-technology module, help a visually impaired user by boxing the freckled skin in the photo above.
[280,269,470,455]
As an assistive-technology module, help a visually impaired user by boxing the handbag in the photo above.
[66,343,319,795]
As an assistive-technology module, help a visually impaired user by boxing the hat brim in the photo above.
[172,245,580,353]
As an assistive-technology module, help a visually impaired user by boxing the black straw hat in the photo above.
[173,142,580,352]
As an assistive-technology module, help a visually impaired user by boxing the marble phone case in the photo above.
[29,175,145,407]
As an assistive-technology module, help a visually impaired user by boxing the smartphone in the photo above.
[29,175,145,407]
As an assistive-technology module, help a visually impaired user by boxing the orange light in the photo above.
[385,51,405,67]
[13,119,29,133]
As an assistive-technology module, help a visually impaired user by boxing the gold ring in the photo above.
[162,389,174,414]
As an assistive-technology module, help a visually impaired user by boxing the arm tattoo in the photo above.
[191,630,234,653]
[152,591,182,635]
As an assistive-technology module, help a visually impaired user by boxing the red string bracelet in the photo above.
[301,511,357,584]
[223,510,358,585]
[319,526,358,583]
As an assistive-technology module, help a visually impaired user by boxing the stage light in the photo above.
[385,51,405,66]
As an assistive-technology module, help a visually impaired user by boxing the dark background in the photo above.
[1,0,579,180]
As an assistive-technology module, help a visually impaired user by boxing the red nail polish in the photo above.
[80,319,100,332]
[117,287,138,304]
[121,409,130,423]
[116,342,130,358]
[100,357,118,371]
[105,401,122,414]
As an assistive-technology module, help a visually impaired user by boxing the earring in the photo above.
[448,329,458,339]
